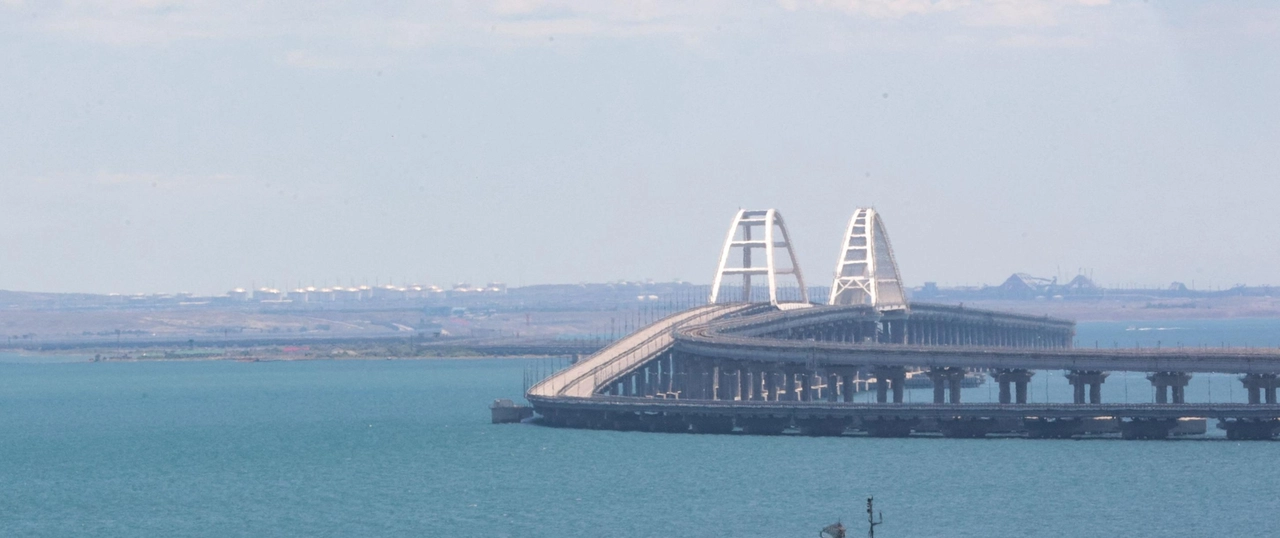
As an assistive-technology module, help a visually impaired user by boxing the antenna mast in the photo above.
[867,497,883,538]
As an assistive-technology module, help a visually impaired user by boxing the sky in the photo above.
[1,1,1277,295]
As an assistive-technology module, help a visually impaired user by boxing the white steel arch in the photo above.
[709,209,809,306]
[828,208,907,310]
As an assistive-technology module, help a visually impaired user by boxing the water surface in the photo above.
[2,320,1279,536]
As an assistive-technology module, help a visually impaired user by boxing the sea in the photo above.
[3,319,1280,537]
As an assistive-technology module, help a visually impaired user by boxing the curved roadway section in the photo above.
[527,303,760,398]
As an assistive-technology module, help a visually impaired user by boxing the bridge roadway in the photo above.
[676,304,1280,374]
[527,303,760,398]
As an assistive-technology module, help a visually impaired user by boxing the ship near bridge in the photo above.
[523,209,1280,440]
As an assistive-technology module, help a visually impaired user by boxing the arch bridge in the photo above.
[527,209,1280,440]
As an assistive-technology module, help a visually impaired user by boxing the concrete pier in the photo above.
[1024,418,1084,439]
[937,418,997,438]
[994,369,1033,404]
[1217,418,1280,440]
[927,367,966,404]
[490,399,534,424]
[1118,418,1178,440]
[797,417,850,436]
[861,417,917,438]
[1066,370,1108,404]
[1241,373,1279,404]
[1147,372,1192,404]
[873,366,907,404]
[739,416,790,435]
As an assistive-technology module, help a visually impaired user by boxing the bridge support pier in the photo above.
[994,369,1034,404]
[797,417,850,436]
[1024,418,1084,439]
[1118,418,1177,440]
[1148,372,1192,404]
[711,361,723,400]
[782,368,801,401]
[841,373,858,402]
[687,415,734,434]
[766,369,782,401]
[927,367,966,404]
[800,370,815,402]
[938,418,997,438]
[861,418,917,438]
[1217,418,1280,440]
[873,366,906,403]
[739,416,790,435]
[747,368,761,401]
[640,413,690,433]
[1066,371,1108,404]
[1241,374,1279,404]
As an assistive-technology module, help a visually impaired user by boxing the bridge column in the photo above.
[716,361,727,399]
[930,371,946,403]
[680,358,696,399]
[1015,373,1030,403]
[670,356,685,398]
[926,367,965,404]
[670,356,680,394]
[767,368,783,401]
[695,359,712,400]
[926,368,962,404]
[800,370,815,401]
[994,369,1033,404]
[1148,372,1191,404]
[1066,371,1108,404]
[873,366,906,403]
[1241,374,1278,404]
[840,372,858,402]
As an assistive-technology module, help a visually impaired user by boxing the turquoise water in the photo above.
[2,321,1280,537]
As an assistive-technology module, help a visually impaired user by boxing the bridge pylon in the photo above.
[709,209,808,306]
[828,208,907,311]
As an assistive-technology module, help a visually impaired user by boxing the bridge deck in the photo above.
[527,303,756,398]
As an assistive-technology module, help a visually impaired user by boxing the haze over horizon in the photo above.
[2,1,1277,295]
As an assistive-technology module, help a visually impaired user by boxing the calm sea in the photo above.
[3,320,1280,537]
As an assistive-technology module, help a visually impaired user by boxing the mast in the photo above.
[867,497,883,538]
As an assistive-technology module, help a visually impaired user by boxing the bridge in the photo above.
[526,209,1280,440]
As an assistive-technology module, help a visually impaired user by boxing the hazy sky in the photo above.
[1,1,1277,295]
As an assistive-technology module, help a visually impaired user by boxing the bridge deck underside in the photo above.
[529,396,1280,420]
